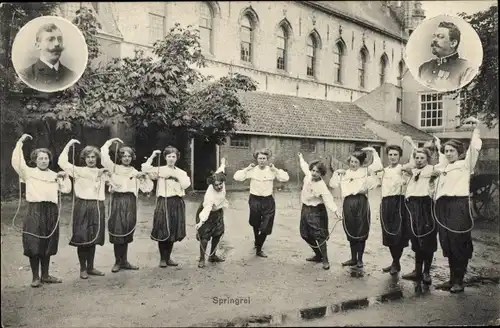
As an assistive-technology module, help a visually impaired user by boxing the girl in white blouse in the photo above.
[59,139,110,279]
[233,148,289,258]
[433,117,482,293]
[195,158,228,268]
[12,134,72,288]
[298,153,340,270]
[141,146,191,268]
[368,145,411,276]
[329,148,382,268]
[399,137,439,287]
[101,138,153,273]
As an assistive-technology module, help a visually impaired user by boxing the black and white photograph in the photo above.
[11,15,88,93]
[0,2,498,328]
[404,14,483,92]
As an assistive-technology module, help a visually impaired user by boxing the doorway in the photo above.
[192,137,218,191]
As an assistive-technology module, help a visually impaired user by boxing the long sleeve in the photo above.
[175,169,191,190]
[368,150,383,173]
[100,140,115,171]
[141,155,159,175]
[58,176,72,194]
[233,167,251,181]
[320,187,338,213]
[464,127,482,172]
[275,168,289,182]
[401,150,416,171]
[215,162,226,174]
[434,149,448,171]
[198,198,214,224]
[329,171,341,189]
[299,157,311,177]
[11,141,28,181]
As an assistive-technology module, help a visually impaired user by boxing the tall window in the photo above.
[306,35,317,77]
[149,13,165,44]
[240,15,253,62]
[420,93,444,127]
[277,27,287,70]
[334,42,344,83]
[398,60,404,87]
[200,3,213,53]
[379,55,388,85]
[358,50,367,88]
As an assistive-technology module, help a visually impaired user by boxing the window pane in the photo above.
[277,36,285,49]
[333,52,340,64]
[306,44,314,57]
[307,56,314,76]
[149,14,165,43]
[277,49,285,70]
[241,42,251,62]
[200,27,211,52]
[241,27,251,43]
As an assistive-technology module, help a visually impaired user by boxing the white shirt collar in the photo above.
[40,58,60,71]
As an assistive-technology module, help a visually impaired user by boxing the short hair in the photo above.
[206,171,227,186]
[349,150,367,165]
[441,139,466,158]
[413,147,432,161]
[36,23,61,43]
[309,160,327,176]
[253,148,272,160]
[118,146,136,161]
[438,21,461,50]
[163,145,180,159]
[30,148,52,165]
[386,145,403,157]
[79,146,101,164]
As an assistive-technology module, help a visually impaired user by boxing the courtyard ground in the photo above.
[1,190,499,327]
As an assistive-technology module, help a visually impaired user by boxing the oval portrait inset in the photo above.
[12,15,89,93]
[405,14,483,92]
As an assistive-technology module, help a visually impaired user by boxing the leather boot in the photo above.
[319,242,330,270]
[306,246,322,262]
[198,240,208,268]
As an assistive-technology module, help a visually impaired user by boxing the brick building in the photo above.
[56,1,438,191]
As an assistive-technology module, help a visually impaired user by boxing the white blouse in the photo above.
[233,165,289,197]
[12,141,72,204]
[58,147,108,201]
[100,142,154,196]
[404,164,435,198]
[299,157,338,213]
[329,157,381,198]
[198,163,229,224]
[376,164,408,197]
[141,159,191,198]
[433,128,482,200]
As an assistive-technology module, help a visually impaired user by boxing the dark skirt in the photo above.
[108,192,137,244]
[151,196,186,243]
[195,203,225,241]
[70,198,106,247]
[23,201,60,257]
[435,196,473,261]
[405,196,438,253]
[380,195,409,247]
[300,203,329,246]
[342,194,370,242]
[248,194,276,235]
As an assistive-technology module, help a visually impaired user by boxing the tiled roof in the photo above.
[375,121,433,141]
[307,1,407,40]
[235,92,384,142]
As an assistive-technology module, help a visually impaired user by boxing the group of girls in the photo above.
[12,117,481,294]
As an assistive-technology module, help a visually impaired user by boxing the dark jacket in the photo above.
[418,52,475,91]
[19,59,77,91]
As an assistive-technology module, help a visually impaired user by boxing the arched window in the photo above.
[379,55,388,85]
[358,49,367,88]
[398,60,404,87]
[276,26,287,70]
[240,15,253,62]
[334,42,344,83]
[306,34,317,77]
[200,3,213,54]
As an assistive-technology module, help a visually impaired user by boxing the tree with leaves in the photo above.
[1,3,257,197]
[455,5,498,128]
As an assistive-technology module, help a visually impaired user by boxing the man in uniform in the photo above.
[19,23,76,91]
[418,21,476,91]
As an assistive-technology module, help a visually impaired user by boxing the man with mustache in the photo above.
[19,23,77,91]
[418,21,476,91]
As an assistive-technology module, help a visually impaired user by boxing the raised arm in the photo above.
[463,119,482,172]
[401,136,418,172]
[141,149,162,177]
[233,163,255,181]
[362,147,383,173]
[11,134,32,181]
[298,153,311,177]
[215,158,227,174]
[58,139,81,177]
[271,164,290,182]
[100,138,123,171]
